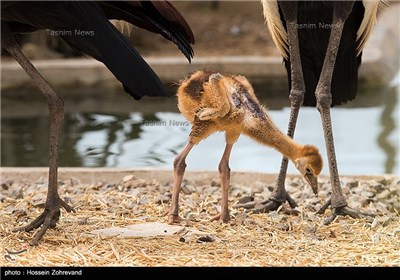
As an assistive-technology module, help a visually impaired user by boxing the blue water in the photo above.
[2,78,399,176]
[69,105,398,176]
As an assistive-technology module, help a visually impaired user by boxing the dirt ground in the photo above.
[132,1,279,57]
[10,1,279,61]
[0,169,399,267]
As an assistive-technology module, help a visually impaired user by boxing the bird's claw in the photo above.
[252,200,281,214]
[13,198,75,245]
[234,192,299,215]
[317,199,374,225]
[210,212,230,223]
[60,199,75,213]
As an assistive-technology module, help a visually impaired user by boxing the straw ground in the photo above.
[1,170,399,266]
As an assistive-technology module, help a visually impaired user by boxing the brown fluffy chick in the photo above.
[166,70,323,223]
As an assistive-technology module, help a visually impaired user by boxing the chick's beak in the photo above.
[304,173,318,195]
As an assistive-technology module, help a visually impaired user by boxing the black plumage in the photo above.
[2,1,194,99]
[280,1,365,106]
[260,0,383,223]
[1,0,194,245]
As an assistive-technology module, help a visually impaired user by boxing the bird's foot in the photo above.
[317,199,374,225]
[13,198,75,245]
[235,192,298,214]
[210,212,230,223]
[165,211,184,224]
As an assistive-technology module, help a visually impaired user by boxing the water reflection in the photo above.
[1,83,398,176]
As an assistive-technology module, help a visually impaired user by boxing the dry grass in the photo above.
[1,170,399,267]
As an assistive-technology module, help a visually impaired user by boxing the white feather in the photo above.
[110,20,134,38]
[261,0,387,58]
[357,0,387,55]
[261,0,288,59]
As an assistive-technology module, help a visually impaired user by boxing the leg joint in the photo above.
[173,156,187,175]
[316,91,332,110]
[289,89,304,107]
[218,161,231,175]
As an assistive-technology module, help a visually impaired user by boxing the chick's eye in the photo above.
[306,167,312,174]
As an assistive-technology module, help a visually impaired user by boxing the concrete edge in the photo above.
[1,4,399,91]
[1,167,398,186]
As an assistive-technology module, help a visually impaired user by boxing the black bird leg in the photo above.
[313,3,371,224]
[254,3,304,213]
[2,24,75,245]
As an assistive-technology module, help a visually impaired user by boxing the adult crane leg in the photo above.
[255,2,304,213]
[2,24,75,245]
[313,2,370,224]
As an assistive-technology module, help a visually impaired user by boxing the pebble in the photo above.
[155,193,172,204]
[345,179,359,189]
[10,189,24,200]
[376,189,391,200]
[360,190,375,198]
[1,174,398,230]
[210,179,220,187]
[237,196,254,204]
[181,181,197,195]
[1,180,13,190]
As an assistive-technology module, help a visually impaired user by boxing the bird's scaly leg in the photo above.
[210,142,234,222]
[253,3,304,213]
[165,142,194,224]
[314,3,372,224]
[2,24,75,245]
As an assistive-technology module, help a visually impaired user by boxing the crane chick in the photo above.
[166,70,323,223]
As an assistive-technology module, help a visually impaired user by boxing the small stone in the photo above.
[78,217,89,225]
[388,185,400,197]
[376,216,394,227]
[340,186,350,195]
[12,209,27,218]
[289,179,300,187]
[69,177,81,186]
[139,197,149,205]
[345,179,359,189]
[229,25,241,36]
[277,223,290,231]
[389,178,400,188]
[237,196,254,204]
[123,175,136,182]
[126,202,137,210]
[210,179,220,187]
[10,189,24,200]
[368,181,384,193]
[376,189,390,200]
[155,193,172,204]
[360,190,375,198]
[308,197,321,205]
[197,235,214,243]
[376,178,388,186]
[73,188,85,195]
[181,182,196,195]
[179,237,186,242]
[389,202,400,213]
[267,185,275,192]
[1,180,13,190]
[32,194,46,208]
